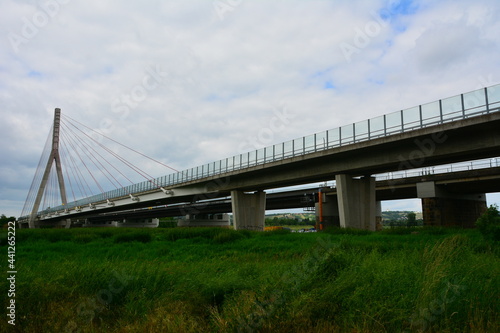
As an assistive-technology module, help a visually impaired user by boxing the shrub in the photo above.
[260,228,291,236]
[313,248,349,280]
[476,205,500,242]
[213,231,245,244]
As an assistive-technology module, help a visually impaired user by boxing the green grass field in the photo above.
[1,227,499,332]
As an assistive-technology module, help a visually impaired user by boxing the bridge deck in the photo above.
[20,84,500,223]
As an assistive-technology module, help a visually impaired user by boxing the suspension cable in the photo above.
[62,114,178,172]
[61,121,135,186]
[61,122,123,190]
[60,127,95,198]
[61,117,163,188]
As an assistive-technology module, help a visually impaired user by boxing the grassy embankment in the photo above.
[1,227,499,332]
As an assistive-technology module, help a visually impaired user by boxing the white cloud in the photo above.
[0,0,499,217]
[413,21,489,73]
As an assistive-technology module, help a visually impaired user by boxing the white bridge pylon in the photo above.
[21,108,178,228]
[29,108,67,228]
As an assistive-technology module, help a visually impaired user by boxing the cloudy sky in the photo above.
[1,0,500,217]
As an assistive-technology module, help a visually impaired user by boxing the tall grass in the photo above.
[1,227,498,332]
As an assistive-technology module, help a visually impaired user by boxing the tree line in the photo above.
[265,217,315,226]
[1,214,16,227]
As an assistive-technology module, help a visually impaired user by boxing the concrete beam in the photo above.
[38,185,212,220]
[335,175,376,231]
[231,190,266,231]
[182,112,500,192]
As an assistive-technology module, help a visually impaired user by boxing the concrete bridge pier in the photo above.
[315,191,340,229]
[417,181,487,228]
[375,201,383,231]
[316,190,382,231]
[335,175,377,231]
[231,190,266,231]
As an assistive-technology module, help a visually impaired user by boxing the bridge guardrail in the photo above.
[36,84,500,216]
[374,158,500,181]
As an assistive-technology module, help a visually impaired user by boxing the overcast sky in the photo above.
[1,0,500,217]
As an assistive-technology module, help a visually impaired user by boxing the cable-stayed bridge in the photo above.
[19,84,500,230]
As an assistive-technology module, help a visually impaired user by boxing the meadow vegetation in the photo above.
[1,225,499,332]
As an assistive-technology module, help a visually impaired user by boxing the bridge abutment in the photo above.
[335,175,377,231]
[417,181,487,227]
[231,190,266,231]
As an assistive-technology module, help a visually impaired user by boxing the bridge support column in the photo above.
[231,190,266,231]
[315,192,340,229]
[376,201,383,231]
[335,175,376,231]
[417,181,487,228]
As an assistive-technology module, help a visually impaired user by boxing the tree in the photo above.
[476,205,500,242]
[0,214,16,227]
[407,212,417,227]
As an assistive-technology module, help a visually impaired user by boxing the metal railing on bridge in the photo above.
[38,84,500,216]
[375,158,500,181]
